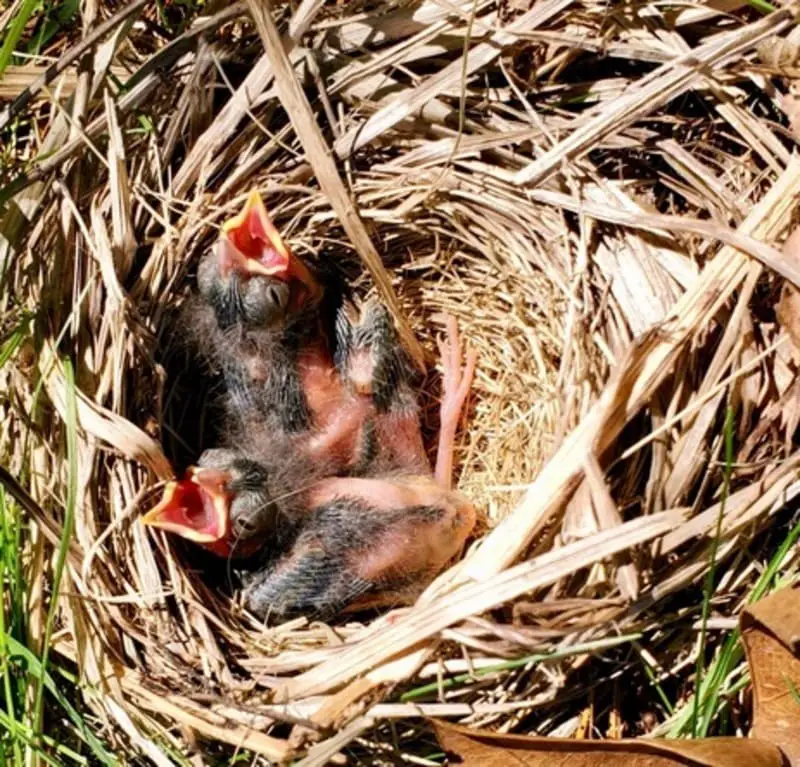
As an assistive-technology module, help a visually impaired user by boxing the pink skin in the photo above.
[374,409,429,474]
[297,340,373,469]
[299,315,477,610]
[303,313,476,489]
[434,315,477,490]
[309,475,445,512]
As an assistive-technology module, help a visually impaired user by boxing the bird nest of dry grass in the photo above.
[3,0,800,763]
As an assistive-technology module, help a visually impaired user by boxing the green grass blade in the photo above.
[0,488,23,766]
[23,359,116,765]
[696,518,800,737]
[29,357,79,741]
[667,517,800,737]
[0,0,41,78]
[0,707,86,765]
[0,314,32,369]
[634,642,674,716]
[399,633,642,702]
[747,518,800,605]
[24,0,79,57]
[696,633,742,736]
[745,0,777,12]
[690,404,734,736]
[5,635,116,765]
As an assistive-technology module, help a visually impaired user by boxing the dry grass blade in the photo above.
[134,689,290,762]
[460,154,800,582]
[513,7,798,186]
[0,0,149,131]
[333,0,575,158]
[528,188,800,289]
[0,64,128,101]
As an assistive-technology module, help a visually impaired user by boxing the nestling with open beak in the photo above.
[142,189,478,619]
[188,189,379,471]
[199,189,322,330]
[140,453,278,559]
[143,312,477,619]
[187,190,437,489]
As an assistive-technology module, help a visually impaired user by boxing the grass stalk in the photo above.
[400,633,642,702]
[29,359,78,758]
[690,404,734,737]
[0,487,23,767]
[0,0,40,77]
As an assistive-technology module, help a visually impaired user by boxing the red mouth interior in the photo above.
[162,479,225,539]
[227,208,289,274]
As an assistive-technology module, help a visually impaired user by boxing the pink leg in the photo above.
[434,315,476,489]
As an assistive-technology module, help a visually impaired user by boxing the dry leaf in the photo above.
[742,586,800,765]
[432,720,782,766]
[433,585,800,766]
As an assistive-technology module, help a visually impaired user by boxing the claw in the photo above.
[141,467,230,543]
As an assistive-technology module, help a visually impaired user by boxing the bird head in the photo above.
[217,190,321,305]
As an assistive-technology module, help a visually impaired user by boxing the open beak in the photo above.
[141,467,230,543]
[218,190,321,300]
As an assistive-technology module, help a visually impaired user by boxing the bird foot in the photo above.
[434,315,477,489]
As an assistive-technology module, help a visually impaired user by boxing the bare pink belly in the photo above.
[298,343,370,468]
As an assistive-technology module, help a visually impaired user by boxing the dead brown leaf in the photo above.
[432,720,782,766]
[433,585,800,766]
[742,586,800,765]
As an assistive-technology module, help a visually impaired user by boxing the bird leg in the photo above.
[435,315,477,490]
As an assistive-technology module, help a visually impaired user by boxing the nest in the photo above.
[3,0,800,762]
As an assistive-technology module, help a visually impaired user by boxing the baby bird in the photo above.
[182,190,431,534]
[142,190,477,619]
[240,316,477,619]
[143,315,477,620]
[188,190,380,475]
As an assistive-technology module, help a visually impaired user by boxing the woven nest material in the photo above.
[3,0,800,763]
